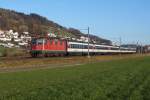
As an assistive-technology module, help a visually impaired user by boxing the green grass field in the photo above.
[0,56,150,100]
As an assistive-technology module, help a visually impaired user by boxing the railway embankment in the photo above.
[0,54,149,72]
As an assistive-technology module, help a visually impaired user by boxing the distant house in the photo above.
[20,32,31,42]
[12,32,19,39]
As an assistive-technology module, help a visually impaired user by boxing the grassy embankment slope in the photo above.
[0,55,150,99]
[0,46,27,57]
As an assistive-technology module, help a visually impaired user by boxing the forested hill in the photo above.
[0,8,111,45]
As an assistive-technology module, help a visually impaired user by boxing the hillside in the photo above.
[0,8,111,45]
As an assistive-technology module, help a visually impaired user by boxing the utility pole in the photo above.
[42,38,45,51]
[87,27,90,58]
[119,37,122,56]
[79,27,90,58]
[140,43,143,54]
[137,41,139,54]
[42,32,45,51]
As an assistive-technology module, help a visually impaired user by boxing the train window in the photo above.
[73,44,75,48]
[78,45,81,49]
[71,44,74,48]
[85,45,88,49]
[72,44,74,48]
[74,44,77,48]
[78,45,80,48]
[82,45,84,49]
[37,39,46,45]
[83,45,85,49]
[74,44,76,48]
[95,46,99,49]
[77,44,80,48]
[70,44,84,49]
[76,44,78,48]
[111,48,119,50]
[80,45,82,49]
[96,46,108,50]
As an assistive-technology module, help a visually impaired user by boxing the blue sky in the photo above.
[0,0,150,44]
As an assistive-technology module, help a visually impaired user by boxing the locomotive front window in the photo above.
[37,39,46,45]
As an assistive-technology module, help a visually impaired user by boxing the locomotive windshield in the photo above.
[36,39,44,45]
[31,38,46,45]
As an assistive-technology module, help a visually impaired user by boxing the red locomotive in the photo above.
[31,37,67,57]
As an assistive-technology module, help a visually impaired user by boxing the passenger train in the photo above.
[30,37,136,57]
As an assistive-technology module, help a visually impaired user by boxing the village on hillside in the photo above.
[0,29,93,48]
[0,30,31,48]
